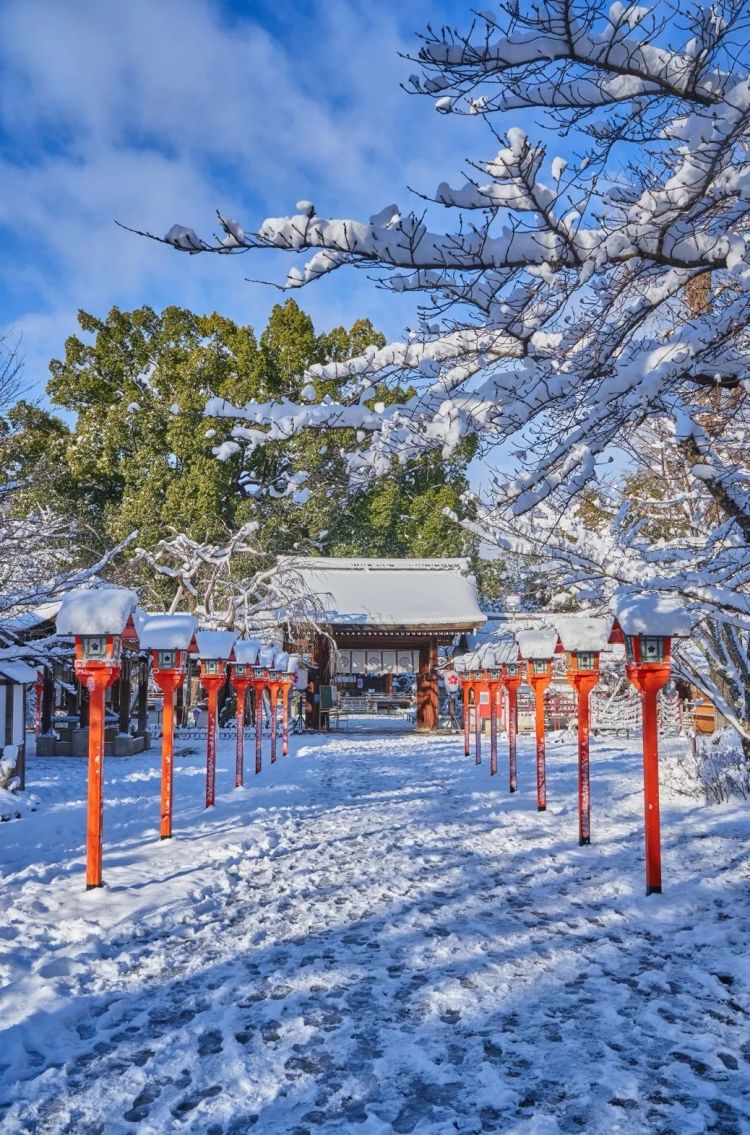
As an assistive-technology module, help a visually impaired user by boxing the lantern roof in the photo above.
[516,627,558,661]
[234,638,262,665]
[194,630,237,660]
[56,587,138,637]
[554,615,612,653]
[613,593,692,639]
[138,613,198,651]
[277,556,486,632]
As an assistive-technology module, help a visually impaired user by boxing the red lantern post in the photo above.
[462,676,471,757]
[281,675,293,755]
[231,665,252,787]
[527,659,552,811]
[503,663,522,794]
[474,673,483,765]
[196,631,236,809]
[517,628,558,814]
[56,587,137,890]
[141,614,197,841]
[555,617,611,847]
[488,669,501,777]
[612,596,691,894]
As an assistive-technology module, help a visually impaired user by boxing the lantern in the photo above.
[554,616,611,847]
[56,587,138,889]
[139,613,197,841]
[232,639,261,787]
[517,627,558,813]
[195,630,237,809]
[611,594,691,894]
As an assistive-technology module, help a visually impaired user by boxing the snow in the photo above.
[281,557,486,630]
[516,627,559,660]
[615,594,693,637]
[137,614,198,652]
[0,661,39,684]
[553,615,613,653]
[1,730,748,1133]
[194,631,237,660]
[56,587,138,636]
[233,639,262,665]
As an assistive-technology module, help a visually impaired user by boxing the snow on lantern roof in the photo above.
[489,635,520,665]
[516,627,558,660]
[259,645,277,668]
[614,594,693,638]
[138,613,198,651]
[56,587,138,636]
[278,556,486,631]
[195,630,236,660]
[234,639,262,665]
[554,615,612,653]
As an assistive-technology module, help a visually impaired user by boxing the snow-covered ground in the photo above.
[1,727,748,1134]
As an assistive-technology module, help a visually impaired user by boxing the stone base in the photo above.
[113,735,146,756]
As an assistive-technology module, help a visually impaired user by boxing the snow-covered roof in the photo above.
[516,627,558,660]
[138,613,198,651]
[56,587,138,636]
[280,557,485,631]
[554,615,612,653]
[194,630,236,660]
[0,661,39,684]
[615,594,692,637]
[259,645,277,668]
[234,638,262,665]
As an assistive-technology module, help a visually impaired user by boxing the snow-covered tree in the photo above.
[146,2,750,729]
[134,522,326,642]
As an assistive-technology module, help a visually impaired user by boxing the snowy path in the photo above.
[1,730,749,1134]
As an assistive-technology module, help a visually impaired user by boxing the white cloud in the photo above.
[0,0,489,399]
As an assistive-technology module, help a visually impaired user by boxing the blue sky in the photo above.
[0,0,501,404]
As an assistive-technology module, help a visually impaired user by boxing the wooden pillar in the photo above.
[416,637,439,732]
[137,660,149,736]
[117,659,130,736]
[384,673,393,696]
[41,670,55,734]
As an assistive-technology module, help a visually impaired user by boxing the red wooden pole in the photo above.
[489,682,498,776]
[269,683,279,763]
[281,681,290,756]
[463,681,471,757]
[255,682,263,774]
[81,667,116,890]
[577,681,592,845]
[475,683,482,764]
[506,680,519,793]
[534,685,546,810]
[235,685,246,787]
[205,682,218,808]
[642,684,662,894]
[86,676,105,889]
[154,671,180,839]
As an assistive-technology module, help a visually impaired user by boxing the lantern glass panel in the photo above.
[203,659,220,676]
[234,663,246,677]
[157,648,176,669]
[82,635,107,661]
[641,636,665,664]
[625,637,636,665]
[506,663,518,677]
[532,658,549,675]
[577,651,596,672]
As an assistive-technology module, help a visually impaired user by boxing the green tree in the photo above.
[11,300,476,579]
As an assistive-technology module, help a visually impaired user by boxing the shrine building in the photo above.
[282,557,486,731]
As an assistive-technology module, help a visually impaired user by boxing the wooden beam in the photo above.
[416,637,439,732]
